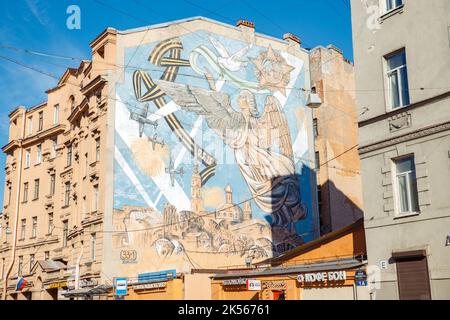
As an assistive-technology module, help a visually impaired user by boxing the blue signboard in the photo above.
[138,269,176,283]
[355,270,367,280]
[115,278,128,296]
[355,280,368,286]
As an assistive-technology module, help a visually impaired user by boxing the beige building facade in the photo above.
[0,56,111,300]
[310,46,364,234]
[351,0,450,299]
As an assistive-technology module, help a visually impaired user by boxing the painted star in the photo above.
[252,45,295,96]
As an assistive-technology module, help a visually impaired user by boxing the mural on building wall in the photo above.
[113,29,318,273]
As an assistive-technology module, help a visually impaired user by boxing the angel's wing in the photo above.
[231,44,253,62]
[258,96,293,158]
[156,80,245,132]
[209,36,229,58]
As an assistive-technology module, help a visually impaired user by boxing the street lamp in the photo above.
[306,87,322,108]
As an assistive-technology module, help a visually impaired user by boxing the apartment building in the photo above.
[351,0,450,299]
[0,54,111,299]
[0,15,366,300]
[310,45,364,235]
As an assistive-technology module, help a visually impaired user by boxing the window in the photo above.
[84,153,89,178]
[28,116,33,135]
[29,254,35,271]
[44,251,50,261]
[96,90,102,104]
[48,213,54,234]
[63,220,68,247]
[38,111,43,131]
[93,185,99,212]
[317,185,322,215]
[31,217,37,238]
[313,118,318,138]
[23,182,29,202]
[49,174,56,196]
[69,96,76,110]
[64,182,71,207]
[51,138,57,159]
[67,145,72,167]
[95,138,101,161]
[20,219,26,240]
[25,149,31,168]
[386,0,403,12]
[34,179,40,200]
[91,233,96,261]
[53,104,59,124]
[7,184,12,205]
[36,144,42,164]
[82,196,88,217]
[394,156,419,214]
[386,49,410,109]
[315,151,320,170]
[18,256,23,276]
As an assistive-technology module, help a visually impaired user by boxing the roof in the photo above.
[62,285,112,297]
[212,258,366,279]
[118,16,309,54]
[256,218,365,266]
[32,260,67,273]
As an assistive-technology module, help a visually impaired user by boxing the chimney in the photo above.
[236,19,255,29]
[327,44,344,56]
[283,33,302,46]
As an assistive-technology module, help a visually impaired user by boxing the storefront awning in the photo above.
[212,258,366,279]
[62,285,111,297]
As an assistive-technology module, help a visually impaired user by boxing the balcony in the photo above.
[89,161,99,182]
[45,194,55,210]
[52,246,69,262]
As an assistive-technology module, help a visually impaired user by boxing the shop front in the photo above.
[212,219,370,300]
[106,269,184,300]
[211,259,368,300]
[124,278,184,300]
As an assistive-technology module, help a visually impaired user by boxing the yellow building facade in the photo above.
[211,219,370,300]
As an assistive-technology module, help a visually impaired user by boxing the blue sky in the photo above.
[0,0,353,208]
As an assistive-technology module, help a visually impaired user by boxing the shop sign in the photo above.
[297,271,347,283]
[120,250,138,264]
[246,280,261,291]
[222,279,247,286]
[115,278,128,296]
[45,281,68,289]
[355,269,367,286]
[355,270,367,281]
[133,282,166,291]
[262,281,286,289]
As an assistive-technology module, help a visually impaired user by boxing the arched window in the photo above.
[69,95,76,110]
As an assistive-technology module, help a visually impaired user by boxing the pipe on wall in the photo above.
[3,109,26,300]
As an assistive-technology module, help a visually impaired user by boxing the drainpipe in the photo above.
[2,108,26,300]
[74,242,84,299]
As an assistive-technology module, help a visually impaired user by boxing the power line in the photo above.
[0,53,363,177]
[181,0,235,24]
[8,226,56,280]
[3,45,448,94]
[45,145,360,236]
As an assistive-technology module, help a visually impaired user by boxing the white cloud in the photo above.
[25,0,51,27]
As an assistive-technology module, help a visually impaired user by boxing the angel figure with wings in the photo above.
[157,80,307,239]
